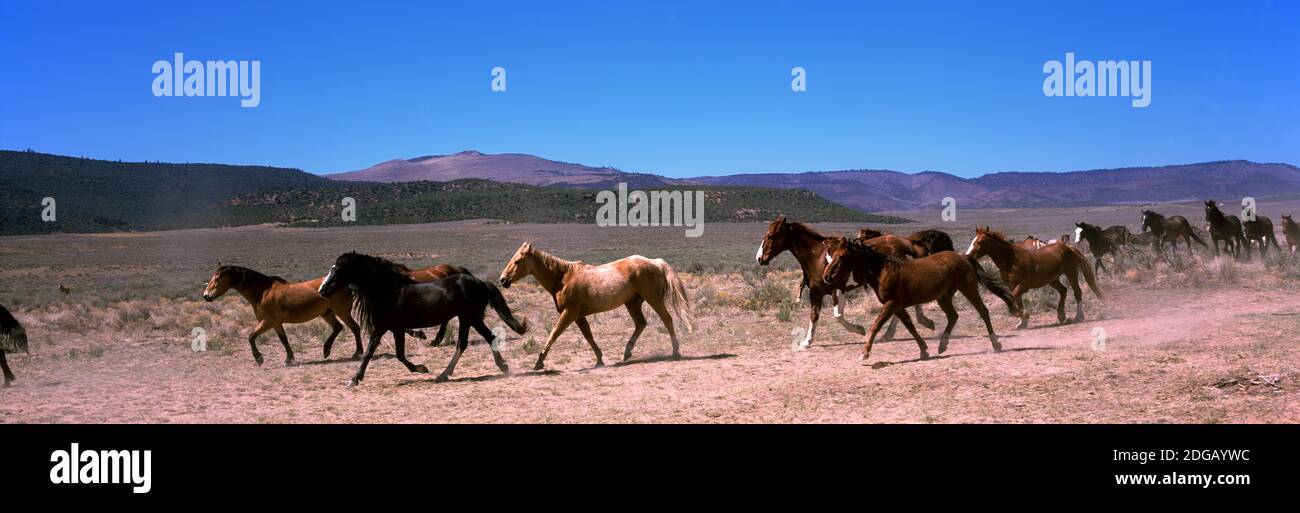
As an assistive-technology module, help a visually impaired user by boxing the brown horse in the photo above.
[756,217,869,349]
[822,238,1019,362]
[0,302,28,387]
[854,227,950,337]
[1282,215,1300,253]
[203,265,363,366]
[499,242,694,370]
[965,227,1103,328]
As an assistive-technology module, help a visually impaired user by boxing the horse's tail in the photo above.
[968,257,1020,317]
[655,259,696,333]
[483,280,528,335]
[1187,229,1208,248]
[1066,246,1105,301]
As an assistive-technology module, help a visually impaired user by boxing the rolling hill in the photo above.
[0,150,902,235]
[333,151,1300,212]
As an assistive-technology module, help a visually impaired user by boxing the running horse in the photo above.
[965,227,1103,328]
[1204,201,1247,259]
[1282,215,1300,253]
[0,303,28,387]
[1241,214,1281,259]
[855,226,956,339]
[1073,222,1134,275]
[822,237,1019,362]
[499,242,694,370]
[318,252,528,386]
[1140,210,1206,254]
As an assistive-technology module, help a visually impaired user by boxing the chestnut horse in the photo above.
[822,238,1019,362]
[855,226,955,337]
[965,227,1103,328]
[0,303,28,387]
[1141,210,1206,254]
[204,264,365,366]
[756,217,865,348]
[499,242,694,370]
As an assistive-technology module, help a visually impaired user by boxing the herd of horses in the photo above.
[1,201,1297,388]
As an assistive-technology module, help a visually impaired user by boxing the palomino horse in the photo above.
[1204,201,1246,259]
[1141,210,1206,254]
[756,217,865,349]
[822,238,1019,362]
[1073,222,1135,275]
[204,265,363,366]
[0,303,28,387]
[499,242,694,370]
[1241,215,1281,259]
[318,252,528,386]
[965,227,1103,328]
[1281,215,1300,253]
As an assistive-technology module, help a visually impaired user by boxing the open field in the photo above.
[2,200,1300,423]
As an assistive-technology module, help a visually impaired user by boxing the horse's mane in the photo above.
[220,265,288,285]
[848,239,905,269]
[527,246,579,275]
[339,253,417,336]
[781,219,828,242]
[980,229,1012,245]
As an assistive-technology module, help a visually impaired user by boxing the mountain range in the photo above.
[330,151,1300,212]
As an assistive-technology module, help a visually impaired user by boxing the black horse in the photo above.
[1141,210,1206,253]
[0,303,29,387]
[1241,215,1281,259]
[1282,215,1300,253]
[1204,201,1247,259]
[1074,222,1134,275]
[318,252,528,387]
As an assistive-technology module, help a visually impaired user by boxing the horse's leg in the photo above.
[1011,284,1029,329]
[349,331,384,387]
[1048,280,1068,325]
[272,325,296,367]
[830,289,866,335]
[534,308,579,371]
[320,312,343,359]
[247,319,273,366]
[1,350,13,387]
[936,291,959,354]
[338,308,364,359]
[622,297,647,361]
[798,294,822,349]
[574,317,605,368]
[891,307,930,360]
[427,322,449,347]
[860,302,895,362]
[913,305,936,331]
[957,284,1001,352]
[435,320,471,382]
[1064,268,1086,322]
[883,316,900,341]
[645,295,682,359]
[392,329,429,374]
[471,319,510,374]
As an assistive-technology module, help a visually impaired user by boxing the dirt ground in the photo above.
[2,207,1298,423]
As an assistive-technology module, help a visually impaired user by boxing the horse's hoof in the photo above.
[433,374,450,383]
[918,351,930,360]
[919,319,936,330]
[1074,315,1086,323]
[253,355,264,366]
[859,352,870,361]
[498,365,511,375]
[671,352,681,360]
[283,359,297,368]
[322,349,332,359]
[623,352,633,361]
[533,361,546,371]
[347,378,360,387]
[414,365,429,373]
[938,339,949,354]
[593,360,605,368]
[351,353,363,361]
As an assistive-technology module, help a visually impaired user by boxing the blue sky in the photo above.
[1,1,1296,178]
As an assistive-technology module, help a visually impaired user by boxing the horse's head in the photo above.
[1283,214,1294,226]
[756,216,792,265]
[318,251,364,297]
[1140,210,1155,231]
[964,226,1004,259]
[1204,200,1222,219]
[820,236,855,285]
[1074,222,1096,243]
[856,227,884,241]
[499,241,534,288]
[202,265,235,302]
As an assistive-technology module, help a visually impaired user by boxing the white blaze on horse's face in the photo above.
[964,236,979,256]
[318,265,336,295]
[755,240,766,263]
[1074,227,1083,244]
[824,253,833,265]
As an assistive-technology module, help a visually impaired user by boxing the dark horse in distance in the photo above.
[1204,201,1247,259]
[1141,210,1206,254]
[1073,222,1135,275]
[318,252,528,387]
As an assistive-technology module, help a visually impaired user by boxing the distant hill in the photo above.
[0,150,330,234]
[191,179,906,228]
[333,152,1300,212]
[0,150,902,235]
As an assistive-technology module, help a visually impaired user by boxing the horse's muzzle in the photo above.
[499,277,511,289]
